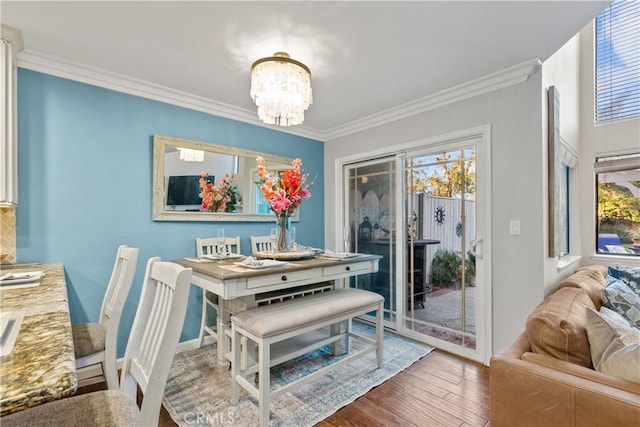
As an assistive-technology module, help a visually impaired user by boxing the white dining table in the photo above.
[175,254,381,366]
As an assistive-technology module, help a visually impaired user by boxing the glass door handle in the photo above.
[470,238,484,259]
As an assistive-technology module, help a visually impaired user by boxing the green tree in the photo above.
[598,184,640,222]
[411,154,475,197]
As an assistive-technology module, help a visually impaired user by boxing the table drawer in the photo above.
[246,268,316,289]
[323,262,371,277]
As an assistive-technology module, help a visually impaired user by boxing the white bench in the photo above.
[230,287,384,427]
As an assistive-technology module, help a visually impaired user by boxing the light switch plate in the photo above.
[510,220,521,235]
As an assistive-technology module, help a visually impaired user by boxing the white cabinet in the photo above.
[0,25,22,206]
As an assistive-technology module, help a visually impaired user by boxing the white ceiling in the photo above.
[1,1,608,139]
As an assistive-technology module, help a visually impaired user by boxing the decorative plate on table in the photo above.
[233,259,288,269]
[254,250,316,260]
[0,271,45,286]
[203,253,244,260]
[319,251,359,259]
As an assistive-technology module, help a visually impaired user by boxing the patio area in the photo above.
[406,286,477,348]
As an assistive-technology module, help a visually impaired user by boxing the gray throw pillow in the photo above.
[602,279,640,329]
[585,308,640,384]
[608,264,640,296]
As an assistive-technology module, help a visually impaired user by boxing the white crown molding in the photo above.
[0,25,24,52]
[16,50,325,141]
[322,58,542,141]
[16,50,541,144]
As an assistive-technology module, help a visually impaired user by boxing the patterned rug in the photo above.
[162,322,433,426]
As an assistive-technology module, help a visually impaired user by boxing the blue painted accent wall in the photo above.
[16,69,324,356]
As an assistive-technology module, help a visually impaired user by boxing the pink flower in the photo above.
[270,190,293,213]
[255,157,313,217]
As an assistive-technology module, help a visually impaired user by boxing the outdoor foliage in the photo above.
[411,153,475,197]
[598,183,640,222]
[598,182,640,244]
[429,249,475,289]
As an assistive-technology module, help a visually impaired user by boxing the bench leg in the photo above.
[258,338,271,427]
[345,318,351,354]
[230,324,241,405]
[376,302,383,368]
[330,322,341,356]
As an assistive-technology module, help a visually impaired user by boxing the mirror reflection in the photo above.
[152,135,298,222]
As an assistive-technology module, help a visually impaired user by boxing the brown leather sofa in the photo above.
[490,266,640,427]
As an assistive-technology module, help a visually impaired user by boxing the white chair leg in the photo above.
[258,339,270,427]
[240,336,249,370]
[197,291,208,348]
[231,324,240,405]
[103,356,119,390]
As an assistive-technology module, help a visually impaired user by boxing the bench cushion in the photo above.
[231,288,383,338]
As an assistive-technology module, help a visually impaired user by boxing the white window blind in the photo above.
[594,0,640,122]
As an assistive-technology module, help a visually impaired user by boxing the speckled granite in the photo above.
[0,263,77,416]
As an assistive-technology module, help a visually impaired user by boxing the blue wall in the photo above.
[16,69,324,356]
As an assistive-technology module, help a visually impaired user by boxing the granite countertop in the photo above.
[0,263,77,416]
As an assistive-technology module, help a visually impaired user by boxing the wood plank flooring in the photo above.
[77,349,490,427]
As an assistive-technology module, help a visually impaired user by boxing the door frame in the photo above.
[333,125,493,364]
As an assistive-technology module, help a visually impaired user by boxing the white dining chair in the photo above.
[72,245,139,390]
[196,236,241,348]
[2,258,192,427]
[250,235,273,256]
[196,236,241,258]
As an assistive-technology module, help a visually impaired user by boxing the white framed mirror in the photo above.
[152,134,299,222]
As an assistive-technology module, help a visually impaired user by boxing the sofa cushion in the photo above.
[585,308,640,384]
[608,264,640,296]
[526,287,595,368]
[558,269,606,308]
[602,279,640,329]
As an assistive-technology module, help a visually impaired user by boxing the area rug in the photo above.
[162,322,433,427]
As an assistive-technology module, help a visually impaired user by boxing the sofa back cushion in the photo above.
[575,264,609,278]
[558,269,606,308]
[526,287,596,367]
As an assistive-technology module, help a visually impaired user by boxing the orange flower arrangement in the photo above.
[199,172,237,213]
[255,156,312,216]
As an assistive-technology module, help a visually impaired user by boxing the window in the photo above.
[594,0,640,122]
[594,153,640,256]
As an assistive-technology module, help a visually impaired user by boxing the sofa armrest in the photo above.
[490,334,640,427]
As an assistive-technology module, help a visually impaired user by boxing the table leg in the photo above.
[217,302,231,368]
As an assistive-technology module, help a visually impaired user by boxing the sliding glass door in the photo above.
[404,145,478,350]
[340,128,490,363]
[345,158,398,326]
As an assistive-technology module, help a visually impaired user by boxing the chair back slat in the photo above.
[196,236,241,257]
[137,278,164,370]
[251,235,273,255]
[119,258,192,427]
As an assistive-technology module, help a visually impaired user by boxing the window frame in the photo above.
[593,152,640,257]
[593,0,640,123]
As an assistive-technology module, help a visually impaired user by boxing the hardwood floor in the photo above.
[77,349,489,427]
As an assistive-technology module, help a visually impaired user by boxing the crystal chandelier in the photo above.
[250,52,313,127]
